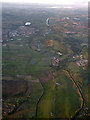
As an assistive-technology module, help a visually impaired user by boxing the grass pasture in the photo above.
[37,80,55,118]
[54,71,81,118]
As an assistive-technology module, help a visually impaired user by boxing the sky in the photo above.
[2,0,89,5]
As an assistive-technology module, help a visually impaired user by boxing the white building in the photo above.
[25,22,31,26]
[57,52,62,56]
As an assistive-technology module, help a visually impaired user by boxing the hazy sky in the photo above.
[2,0,89,5]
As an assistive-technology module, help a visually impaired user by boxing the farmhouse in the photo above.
[73,22,78,25]
[76,59,88,67]
[57,52,62,56]
[56,83,61,86]
[52,57,59,66]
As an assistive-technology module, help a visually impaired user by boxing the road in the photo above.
[46,18,49,26]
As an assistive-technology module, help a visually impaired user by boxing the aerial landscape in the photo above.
[1,0,89,119]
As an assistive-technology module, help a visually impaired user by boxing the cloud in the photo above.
[2,0,89,5]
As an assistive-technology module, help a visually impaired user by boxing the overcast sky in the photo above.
[2,0,89,5]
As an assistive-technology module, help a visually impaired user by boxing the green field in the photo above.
[37,80,55,118]
[37,70,81,119]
